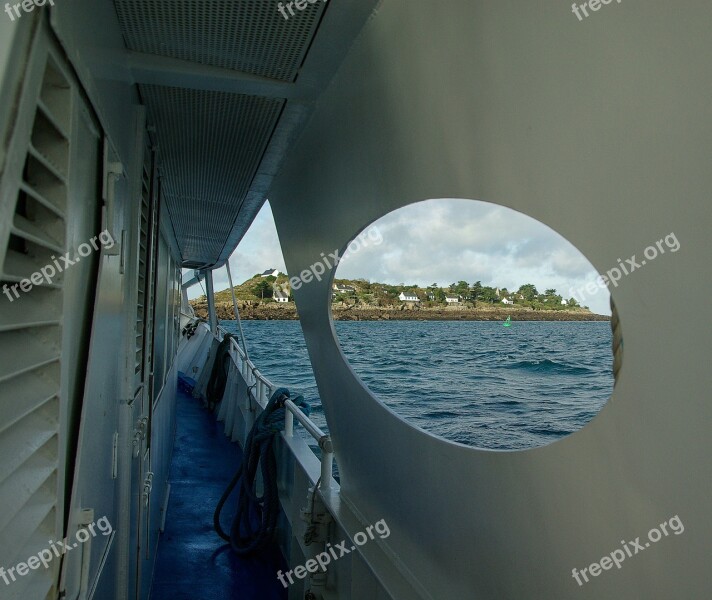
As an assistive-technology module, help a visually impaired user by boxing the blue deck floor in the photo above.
[150,388,288,600]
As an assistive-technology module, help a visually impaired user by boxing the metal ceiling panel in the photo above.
[113,0,325,82]
[140,84,284,264]
[110,0,380,267]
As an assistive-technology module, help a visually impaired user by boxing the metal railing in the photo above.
[216,325,334,491]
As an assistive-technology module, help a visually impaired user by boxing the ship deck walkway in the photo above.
[150,387,288,600]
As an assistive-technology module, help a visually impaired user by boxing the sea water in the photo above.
[221,320,613,450]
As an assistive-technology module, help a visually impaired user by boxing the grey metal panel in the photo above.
[139,367,177,600]
[50,0,142,173]
[113,0,325,83]
[267,1,712,598]
[139,84,284,265]
[59,97,150,599]
[58,156,131,600]
[152,237,170,395]
[0,21,86,600]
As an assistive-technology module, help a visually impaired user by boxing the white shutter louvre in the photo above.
[0,52,71,600]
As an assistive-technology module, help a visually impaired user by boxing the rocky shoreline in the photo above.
[190,301,609,322]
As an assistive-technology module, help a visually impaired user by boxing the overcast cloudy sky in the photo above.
[190,199,610,315]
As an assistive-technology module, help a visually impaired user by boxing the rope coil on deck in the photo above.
[610,297,623,384]
[213,387,309,556]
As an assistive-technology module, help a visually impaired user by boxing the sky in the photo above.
[187,199,611,315]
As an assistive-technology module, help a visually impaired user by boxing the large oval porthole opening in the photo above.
[330,198,617,450]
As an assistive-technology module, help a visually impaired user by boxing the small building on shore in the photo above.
[399,291,420,303]
[333,283,355,294]
[445,295,461,304]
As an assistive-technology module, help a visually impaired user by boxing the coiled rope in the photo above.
[610,297,623,384]
[205,333,235,411]
[213,387,309,556]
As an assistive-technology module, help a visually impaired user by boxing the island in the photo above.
[189,273,609,322]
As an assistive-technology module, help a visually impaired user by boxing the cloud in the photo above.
[336,199,610,314]
[186,201,286,299]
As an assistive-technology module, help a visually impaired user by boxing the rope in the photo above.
[205,333,234,411]
[213,387,309,556]
[610,296,623,384]
[303,476,322,546]
[225,261,250,363]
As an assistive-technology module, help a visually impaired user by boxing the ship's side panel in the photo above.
[0,9,183,599]
[268,1,712,598]
[0,15,105,599]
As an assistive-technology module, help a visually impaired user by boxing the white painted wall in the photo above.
[269,1,712,597]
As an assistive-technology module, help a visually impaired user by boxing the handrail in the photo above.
[285,399,334,490]
[215,324,334,490]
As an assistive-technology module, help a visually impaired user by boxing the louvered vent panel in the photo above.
[113,0,325,82]
[136,162,150,375]
[0,54,70,600]
[140,85,284,263]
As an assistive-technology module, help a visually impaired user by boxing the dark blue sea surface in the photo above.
[222,320,613,450]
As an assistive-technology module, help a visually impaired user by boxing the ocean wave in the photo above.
[502,358,594,375]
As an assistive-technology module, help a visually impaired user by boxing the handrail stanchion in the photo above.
[254,373,262,406]
[320,440,334,492]
[285,410,294,437]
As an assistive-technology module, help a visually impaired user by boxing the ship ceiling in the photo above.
[110,0,379,268]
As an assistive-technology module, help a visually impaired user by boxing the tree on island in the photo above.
[480,286,498,303]
[252,279,273,300]
[517,283,539,301]
[449,281,470,298]
[470,280,483,301]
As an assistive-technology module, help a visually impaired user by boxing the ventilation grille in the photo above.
[136,160,151,375]
[140,85,284,263]
[113,0,326,82]
[0,55,70,600]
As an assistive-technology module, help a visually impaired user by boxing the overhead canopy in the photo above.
[111,0,379,268]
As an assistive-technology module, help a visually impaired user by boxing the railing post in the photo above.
[254,372,262,405]
[285,410,294,437]
[203,268,218,334]
[319,438,334,491]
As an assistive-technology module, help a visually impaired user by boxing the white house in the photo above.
[501,297,514,305]
[274,290,289,303]
[333,283,355,293]
[399,291,420,302]
[445,295,460,303]
[561,299,568,305]
[260,268,279,277]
